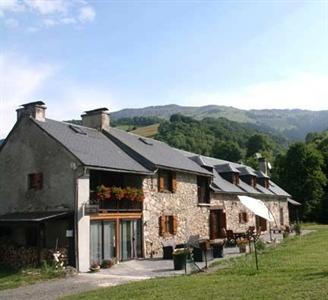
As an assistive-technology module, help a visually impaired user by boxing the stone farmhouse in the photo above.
[0,102,296,272]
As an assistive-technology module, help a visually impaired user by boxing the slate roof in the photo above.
[269,180,290,197]
[34,119,152,174]
[211,169,243,193]
[255,170,270,179]
[107,128,211,176]
[238,179,260,194]
[178,149,290,197]
[237,166,257,177]
[256,184,274,195]
[215,163,240,173]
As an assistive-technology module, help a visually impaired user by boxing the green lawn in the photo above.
[0,266,65,291]
[65,224,328,300]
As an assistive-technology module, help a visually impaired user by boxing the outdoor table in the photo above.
[233,232,247,240]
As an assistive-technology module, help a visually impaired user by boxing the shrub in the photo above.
[255,239,266,251]
[294,223,302,235]
[283,231,289,239]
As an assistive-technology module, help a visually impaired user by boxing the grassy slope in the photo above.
[130,124,160,137]
[65,225,328,300]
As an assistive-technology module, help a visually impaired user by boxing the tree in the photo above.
[246,134,271,158]
[274,143,327,221]
[212,141,243,162]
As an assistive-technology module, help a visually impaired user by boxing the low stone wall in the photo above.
[142,173,209,258]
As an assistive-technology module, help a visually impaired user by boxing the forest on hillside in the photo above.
[115,114,328,223]
[154,114,285,168]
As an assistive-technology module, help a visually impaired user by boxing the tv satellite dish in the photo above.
[267,162,272,170]
[255,153,262,159]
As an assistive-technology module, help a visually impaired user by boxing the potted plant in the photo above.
[101,259,114,269]
[96,185,111,201]
[236,239,249,253]
[111,187,125,200]
[125,187,137,201]
[90,262,100,272]
[135,189,145,202]
[210,239,225,258]
[172,248,191,270]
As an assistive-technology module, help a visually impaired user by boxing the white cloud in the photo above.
[23,0,68,15]
[0,53,117,138]
[1,0,95,29]
[187,73,328,111]
[0,0,23,16]
[78,5,95,23]
[0,53,57,137]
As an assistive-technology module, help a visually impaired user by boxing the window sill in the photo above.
[198,203,211,207]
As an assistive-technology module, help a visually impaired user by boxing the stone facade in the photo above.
[266,199,289,228]
[210,192,290,232]
[142,172,209,257]
[211,193,257,232]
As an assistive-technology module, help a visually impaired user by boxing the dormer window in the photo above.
[256,171,270,189]
[233,174,240,185]
[251,177,256,188]
[215,164,241,186]
[237,167,257,188]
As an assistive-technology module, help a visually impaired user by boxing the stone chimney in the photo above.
[81,108,110,131]
[258,157,267,175]
[17,101,47,122]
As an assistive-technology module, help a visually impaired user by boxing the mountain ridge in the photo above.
[111,104,328,140]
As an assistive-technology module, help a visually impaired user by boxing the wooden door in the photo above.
[210,210,226,239]
[256,216,267,232]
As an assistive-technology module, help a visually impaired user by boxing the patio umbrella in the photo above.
[238,195,274,222]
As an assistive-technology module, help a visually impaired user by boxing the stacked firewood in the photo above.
[0,242,69,270]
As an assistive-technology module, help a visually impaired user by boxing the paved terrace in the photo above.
[0,231,312,300]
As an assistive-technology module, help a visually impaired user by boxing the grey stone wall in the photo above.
[210,192,290,232]
[266,200,289,228]
[211,193,257,232]
[0,117,80,214]
[142,172,209,257]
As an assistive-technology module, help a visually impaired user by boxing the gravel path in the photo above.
[0,272,149,300]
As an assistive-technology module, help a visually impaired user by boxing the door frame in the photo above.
[209,209,227,239]
[90,213,143,262]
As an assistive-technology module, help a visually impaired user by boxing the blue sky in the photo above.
[1,0,328,137]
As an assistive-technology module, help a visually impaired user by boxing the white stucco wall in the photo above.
[76,175,90,272]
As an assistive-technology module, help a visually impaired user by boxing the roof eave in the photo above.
[155,164,212,177]
[85,165,154,176]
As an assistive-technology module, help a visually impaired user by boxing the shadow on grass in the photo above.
[303,271,328,280]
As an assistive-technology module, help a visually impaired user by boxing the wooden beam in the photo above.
[90,212,142,220]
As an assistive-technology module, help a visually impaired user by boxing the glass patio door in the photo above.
[103,221,115,260]
[120,220,142,261]
[90,221,102,264]
[90,220,116,264]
